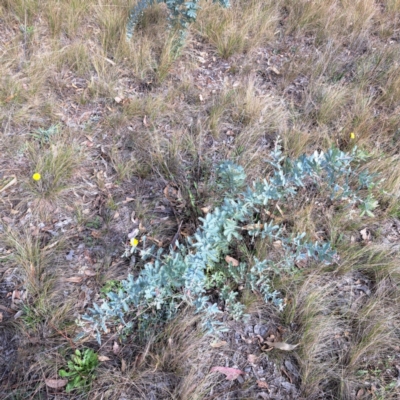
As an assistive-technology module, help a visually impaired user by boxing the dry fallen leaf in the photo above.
[241,335,255,344]
[264,341,299,351]
[45,378,68,389]
[241,223,264,231]
[225,255,239,267]
[356,388,365,398]
[91,230,102,239]
[63,277,83,283]
[113,341,120,355]
[210,340,227,348]
[211,366,244,381]
[98,355,111,362]
[360,228,371,242]
[84,269,97,277]
[163,183,179,202]
[257,380,269,389]
[295,258,308,268]
[268,66,280,75]
[114,96,122,104]
[0,312,3,322]
[12,290,21,300]
[121,358,127,372]
[134,353,144,369]
[256,334,265,344]
[123,197,135,204]
[247,354,258,364]
[201,206,211,214]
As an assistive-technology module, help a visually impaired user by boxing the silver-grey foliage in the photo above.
[81,141,378,343]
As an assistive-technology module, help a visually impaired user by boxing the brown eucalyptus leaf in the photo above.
[356,388,365,398]
[360,228,371,241]
[210,340,227,348]
[265,341,299,351]
[268,66,280,75]
[91,230,102,239]
[257,380,269,389]
[113,341,120,354]
[121,358,127,372]
[225,256,239,267]
[63,276,83,283]
[45,378,68,389]
[211,366,244,381]
[247,354,258,364]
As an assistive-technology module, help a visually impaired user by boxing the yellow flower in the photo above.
[130,238,139,247]
[350,132,355,140]
[32,173,41,181]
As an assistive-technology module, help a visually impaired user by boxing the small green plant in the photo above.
[59,348,99,393]
[21,304,43,330]
[85,216,102,229]
[100,280,123,298]
[31,124,59,145]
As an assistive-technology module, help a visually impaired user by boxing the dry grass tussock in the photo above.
[282,245,400,399]
[1,0,400,398]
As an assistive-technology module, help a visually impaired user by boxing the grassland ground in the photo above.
[1,0,400,398]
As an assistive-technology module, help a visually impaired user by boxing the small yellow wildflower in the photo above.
[350,132,355,140]
[130,238,139,247]
[32,173,41,181]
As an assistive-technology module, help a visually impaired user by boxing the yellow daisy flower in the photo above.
[32,173,41,181]
[130,238,139,247]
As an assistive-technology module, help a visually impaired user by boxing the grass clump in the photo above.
[26,140,80,205]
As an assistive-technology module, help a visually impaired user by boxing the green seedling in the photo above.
[31,124,59,145]
[59,348,99,392]
[100,280,123,298]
